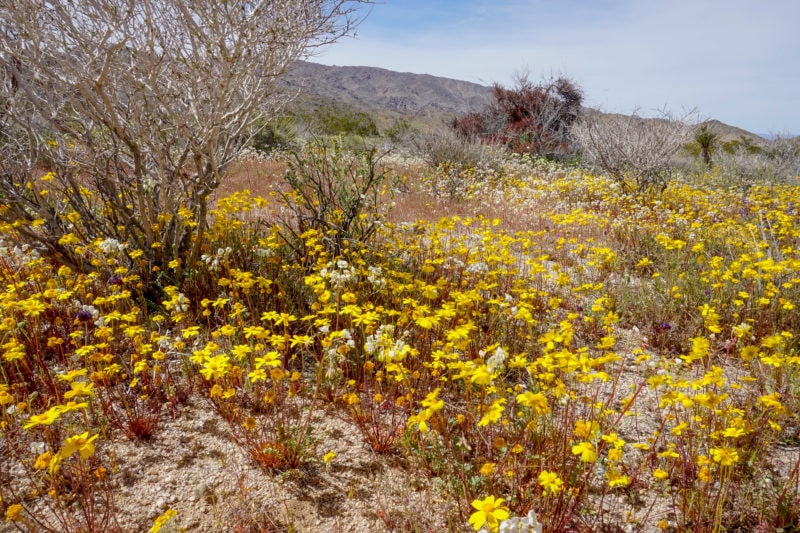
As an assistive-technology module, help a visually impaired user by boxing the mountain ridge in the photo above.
[283,61,763,140]
[282,61,493,126]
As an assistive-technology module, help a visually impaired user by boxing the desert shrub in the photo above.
[251,117,298,154]
[384,117,416,149]
[0,0,368,276]
[721,136,764,155]
[276,137,394,257]
[451,73,583,156]
[573,108,696,192]
[764,135,800,178]
[415,128,490,170]
[310,104,380,138]
[413,128,509,199]
[713,136,800,187]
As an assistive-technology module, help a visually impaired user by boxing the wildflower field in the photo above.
[2,148,800,532]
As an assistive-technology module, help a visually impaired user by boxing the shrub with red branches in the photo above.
[452,74,583,156]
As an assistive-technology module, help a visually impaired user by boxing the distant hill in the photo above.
[281,61,493,128]
[281,61,763,141]
[701,119,763,143]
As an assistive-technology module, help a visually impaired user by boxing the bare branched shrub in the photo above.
[765,135,800,179]
[0,0,368,274]
[415,128,491,170]
[573,108,696,192]
[715,136,800,187]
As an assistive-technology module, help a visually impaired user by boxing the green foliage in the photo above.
[722,136,764,155]
[385,118,413,144]
[310,105,380,137]
[694,124,720,167]
[277,137,393,256]
[250,116,298,153]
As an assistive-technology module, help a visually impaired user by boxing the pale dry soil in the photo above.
[104,400,452,532]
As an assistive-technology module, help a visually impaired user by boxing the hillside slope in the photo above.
[282,61,492,126]
[282,61,763,141]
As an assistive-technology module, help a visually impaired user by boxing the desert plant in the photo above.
[451,73,583,156]
[713,136,800,187]
[277,137,393,257]
[721,136,764,155]
[384,117,415,149]
[694,123,720,168]
[413,128,508,199]
[311,104,380,138]
[573,107,696,192]
[0,0,369,275]
[765,134,800,178]
[251,116,298,154]
[415,127,490,170]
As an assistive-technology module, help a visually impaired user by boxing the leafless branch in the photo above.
[0,0,370,272]
[572,107,697,192]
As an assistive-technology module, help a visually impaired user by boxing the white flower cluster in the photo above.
[498,510,543,533]
[322,328,355,379]
[465,261,489,275]
[254,246,275,259]
[485,346,506,374]
[201,247,232,272]
[0,243,41,269]
[367,265,385,288]
[364,325,411,363]
[320,259,356,289]
[96,237,123,255]
[77,303,100,321]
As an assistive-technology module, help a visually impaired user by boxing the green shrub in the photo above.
[311,105,379,137]
[277,137,394,257]
[251,117,298,153]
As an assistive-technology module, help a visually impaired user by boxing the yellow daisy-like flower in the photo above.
[149,509,178,533]
[63,380,95,399]
[468,495,510,532]
[5,503,23,522]
[710,447,738,467]
[571,441,597,463]
[477,398,506,427]
[653,468,669,480]
[23,406,63,430]
[480,462,496,476]
[538,470,564,495]
[64,431,98,459]
[515,391,549,414]
[34,451,53,470]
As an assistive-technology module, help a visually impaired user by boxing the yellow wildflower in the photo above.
[572,441,597,463]
[468,495,509,532]
[538,470,564,495]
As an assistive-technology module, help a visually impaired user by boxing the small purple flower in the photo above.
[108,274,123,285]
[76,309,94,322]
[656,322,673,331]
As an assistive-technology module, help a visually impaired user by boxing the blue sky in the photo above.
[315,0,800,134]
